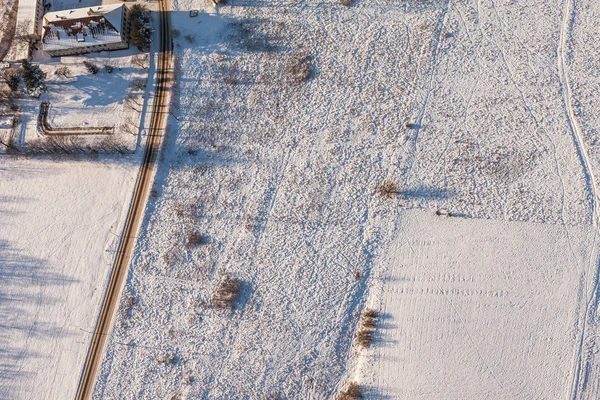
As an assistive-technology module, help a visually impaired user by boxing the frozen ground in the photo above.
[0,155,140,399]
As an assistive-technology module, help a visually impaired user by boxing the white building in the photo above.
[41,4,129,57]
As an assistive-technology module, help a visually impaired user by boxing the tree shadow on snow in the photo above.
[0,239,78,398]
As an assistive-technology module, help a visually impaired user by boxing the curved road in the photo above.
[74,1,173,399]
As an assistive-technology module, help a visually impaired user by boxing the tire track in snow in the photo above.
[403,0,451,188]
[558,0,600,398]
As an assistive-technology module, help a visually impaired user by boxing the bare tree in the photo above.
[98,136,130,154]
[0,89,17,113]
[130,78,147,92]
[131,54,150,69]
[124,93,142,111]
[1,68,21,92]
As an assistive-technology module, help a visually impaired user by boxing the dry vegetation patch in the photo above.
[376,180,399,199]
[212,273,241,309]
[286,53,312,84]
[338,382,362,399]
[356,308,378,348]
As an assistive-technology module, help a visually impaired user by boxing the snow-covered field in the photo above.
[365,210,594,399]
[92,0,600,398]
[0,155,139,399]
[1,0,599,398]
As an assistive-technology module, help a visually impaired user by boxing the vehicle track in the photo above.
[558,0,600,398]
[73,1,172,398]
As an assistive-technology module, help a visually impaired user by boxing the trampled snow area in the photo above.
[0,156,139,399]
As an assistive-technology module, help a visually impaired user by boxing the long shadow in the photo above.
[0,239,78,398]
[400,185,455,201]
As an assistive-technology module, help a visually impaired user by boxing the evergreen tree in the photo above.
[129,5,152,52]
[20,59,46,97]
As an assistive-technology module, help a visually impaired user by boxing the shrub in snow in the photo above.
[129,4,152,52]
[340,0,352,5]
[104,64,114,74]
[338,382,362,399]
[356,308,378,348]
[120,294,136,317]
[356,329,373,348]
[286,53,312,84]
[54,66,71,77]
[212,274,241,309]
[182,373,194,385]
[186,232,205,248]
[361,308,378,329]
[156,352,176,365]
[20,60,46,97]
[83,61,100,75]
[376,180,399,198]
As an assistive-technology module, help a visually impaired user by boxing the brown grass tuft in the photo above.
[212,274,241,309]
[376,180,399,198]
[286,54,312,84]
[338,382,362,399]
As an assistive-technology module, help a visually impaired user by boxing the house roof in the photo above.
[42,4,125,52]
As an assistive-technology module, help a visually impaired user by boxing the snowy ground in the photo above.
[93,0,600,398]
[0,9,154,399]
[0,0,598,398]
[37,52,148,136]
[0,155,140,399]
[365,210,594,399]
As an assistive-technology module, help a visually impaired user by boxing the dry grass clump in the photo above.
[356,330,373,348]
[186,232,205,247]
[356,308,378,348]
[286,53,312,84]
[338,382,362,399]
[156,352,176,365]
[376,180,399,198]
[120,294,136,317]
[212,274,241,309]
